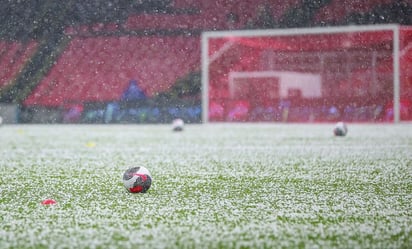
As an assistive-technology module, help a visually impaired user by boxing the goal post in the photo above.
[201,24,412,123]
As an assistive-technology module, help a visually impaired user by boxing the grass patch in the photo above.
[0,123,411,248]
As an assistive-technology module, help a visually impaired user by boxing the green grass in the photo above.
[0,123,411,249]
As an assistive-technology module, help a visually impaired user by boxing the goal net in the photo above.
[201,24,412,123]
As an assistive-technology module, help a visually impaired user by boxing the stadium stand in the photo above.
[26,0,299,108]
[0,40,38,89]
[124,0,303,31]
[314,0,394,24]
[24,36,200,107]
[1,0,411,122]
[315,0,412,25]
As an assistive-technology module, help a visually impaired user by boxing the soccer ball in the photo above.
[333,122,348,136]
[172,118,184,131]
[122,166,152,193]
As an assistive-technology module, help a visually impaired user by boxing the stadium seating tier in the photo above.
[0,40,37,89]
[24,36,200,107]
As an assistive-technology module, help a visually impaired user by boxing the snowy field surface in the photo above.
[0,123,411,249]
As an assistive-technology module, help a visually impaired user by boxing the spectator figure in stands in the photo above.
[227,100,250,121]
[63,103,84,123]
[121,79,146,102]
[105,79,147,123]
[279,98,291,122]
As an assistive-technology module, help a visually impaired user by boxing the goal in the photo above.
[201,24,412,123]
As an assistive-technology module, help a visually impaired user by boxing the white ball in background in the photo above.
[333,121,348,136]
[172,118,184,131]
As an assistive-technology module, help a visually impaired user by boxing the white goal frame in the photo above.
[201,24,401,123]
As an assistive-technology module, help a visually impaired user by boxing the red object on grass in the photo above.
[41,199,57,205]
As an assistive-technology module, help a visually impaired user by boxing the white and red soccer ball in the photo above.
[122,166,152,193]
[333,121,348,136]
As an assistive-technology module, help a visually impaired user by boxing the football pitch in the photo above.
[0,123,411,248]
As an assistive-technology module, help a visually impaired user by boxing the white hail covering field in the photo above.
[0,123,411,248]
